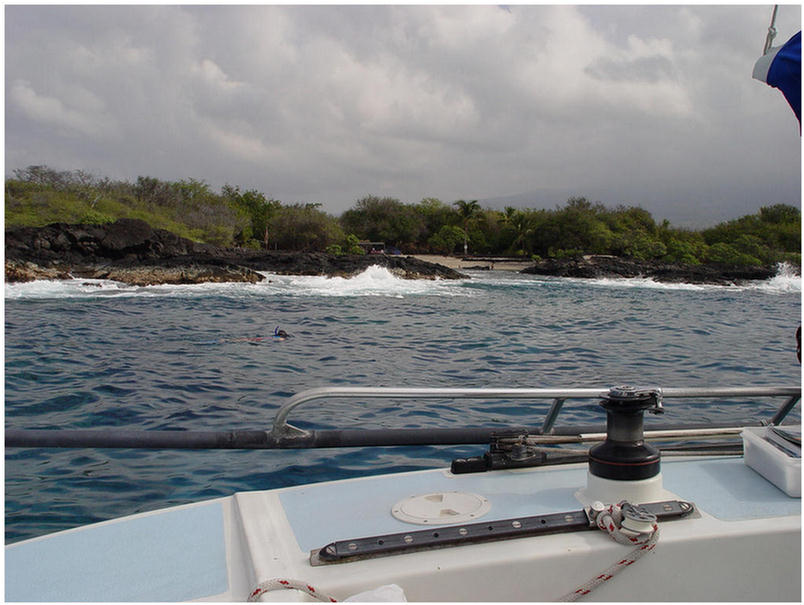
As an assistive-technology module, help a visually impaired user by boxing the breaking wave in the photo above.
[3,265,473,300]
[5,262,799,300]
[752,262,802,294]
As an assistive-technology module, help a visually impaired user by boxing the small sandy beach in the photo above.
[411,255,533,272]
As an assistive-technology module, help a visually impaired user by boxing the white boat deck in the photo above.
[6,454,800,602]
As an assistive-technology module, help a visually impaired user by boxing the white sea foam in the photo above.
[751,262,802,294]
[471,272,712,292]
[572,276,709,291]
[4,277,128,299]
[545,262,801,294]
[5,262,799,299]
[260,265,472,298]
[3,275,265,300]
[4,265,473,300]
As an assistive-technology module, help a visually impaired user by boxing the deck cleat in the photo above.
[620,501,658,534]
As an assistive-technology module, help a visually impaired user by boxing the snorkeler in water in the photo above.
[211,327,291,344]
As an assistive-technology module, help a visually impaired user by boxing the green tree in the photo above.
[222,184,281,248]
[340,195,424,247]
[760,203,800,224]
[134,176,177,208]
[658,225,707,264]
[428,225,465,254]
[413,198,453,251]
[269,203,343,251]
[13,165,72,189]
[173,178,212,203]
[6,165,800,266]
[500,208,535,256]
[705,242,762,266]
[533,198,612,256]
[610,231,667,260]
[327,234,366,256]
[453,199,481,255]
[703,204,801,265]
[344,234,366,255]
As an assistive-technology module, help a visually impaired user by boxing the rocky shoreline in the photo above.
[521,255,779,285]
[4,219,466,285]
[5,219,790,286]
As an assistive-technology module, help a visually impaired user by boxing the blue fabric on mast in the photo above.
[763,31,801,124]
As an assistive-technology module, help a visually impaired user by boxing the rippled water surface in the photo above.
[5,266,801,542]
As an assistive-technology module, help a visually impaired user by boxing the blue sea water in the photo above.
[5,265,802,543]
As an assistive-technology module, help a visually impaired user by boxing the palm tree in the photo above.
[453,199,480,256]
[502,208,532,256]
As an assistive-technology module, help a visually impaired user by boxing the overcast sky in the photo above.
[5,4,802,226]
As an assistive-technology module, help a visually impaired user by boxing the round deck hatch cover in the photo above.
[391,491,491,525]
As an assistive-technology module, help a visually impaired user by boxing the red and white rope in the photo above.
[248,578,338,602]
[558,501,659,602]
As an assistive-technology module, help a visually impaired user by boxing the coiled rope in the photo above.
[248,578,337,602]
[558,501,659,601]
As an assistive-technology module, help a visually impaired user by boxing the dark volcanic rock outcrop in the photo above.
[521,255,778,285]
[215,250,465,280]
[5,219,465,284]
[6,219,207,265]
[72,257,265,286]
[5,260,74,282]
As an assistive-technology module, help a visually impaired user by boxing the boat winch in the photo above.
[578,385,666,506]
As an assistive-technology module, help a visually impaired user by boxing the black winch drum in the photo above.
[588,386,662,481]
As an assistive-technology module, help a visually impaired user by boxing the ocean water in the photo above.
[5,265,801,543]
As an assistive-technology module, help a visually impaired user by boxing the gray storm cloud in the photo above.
[5,4,801,226]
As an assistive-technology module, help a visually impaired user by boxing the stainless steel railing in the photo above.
[5,385,799,450]
[270,385,801,439]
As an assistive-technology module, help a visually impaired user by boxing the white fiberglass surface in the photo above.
[5,500,227,602]
[280,458,800,553]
